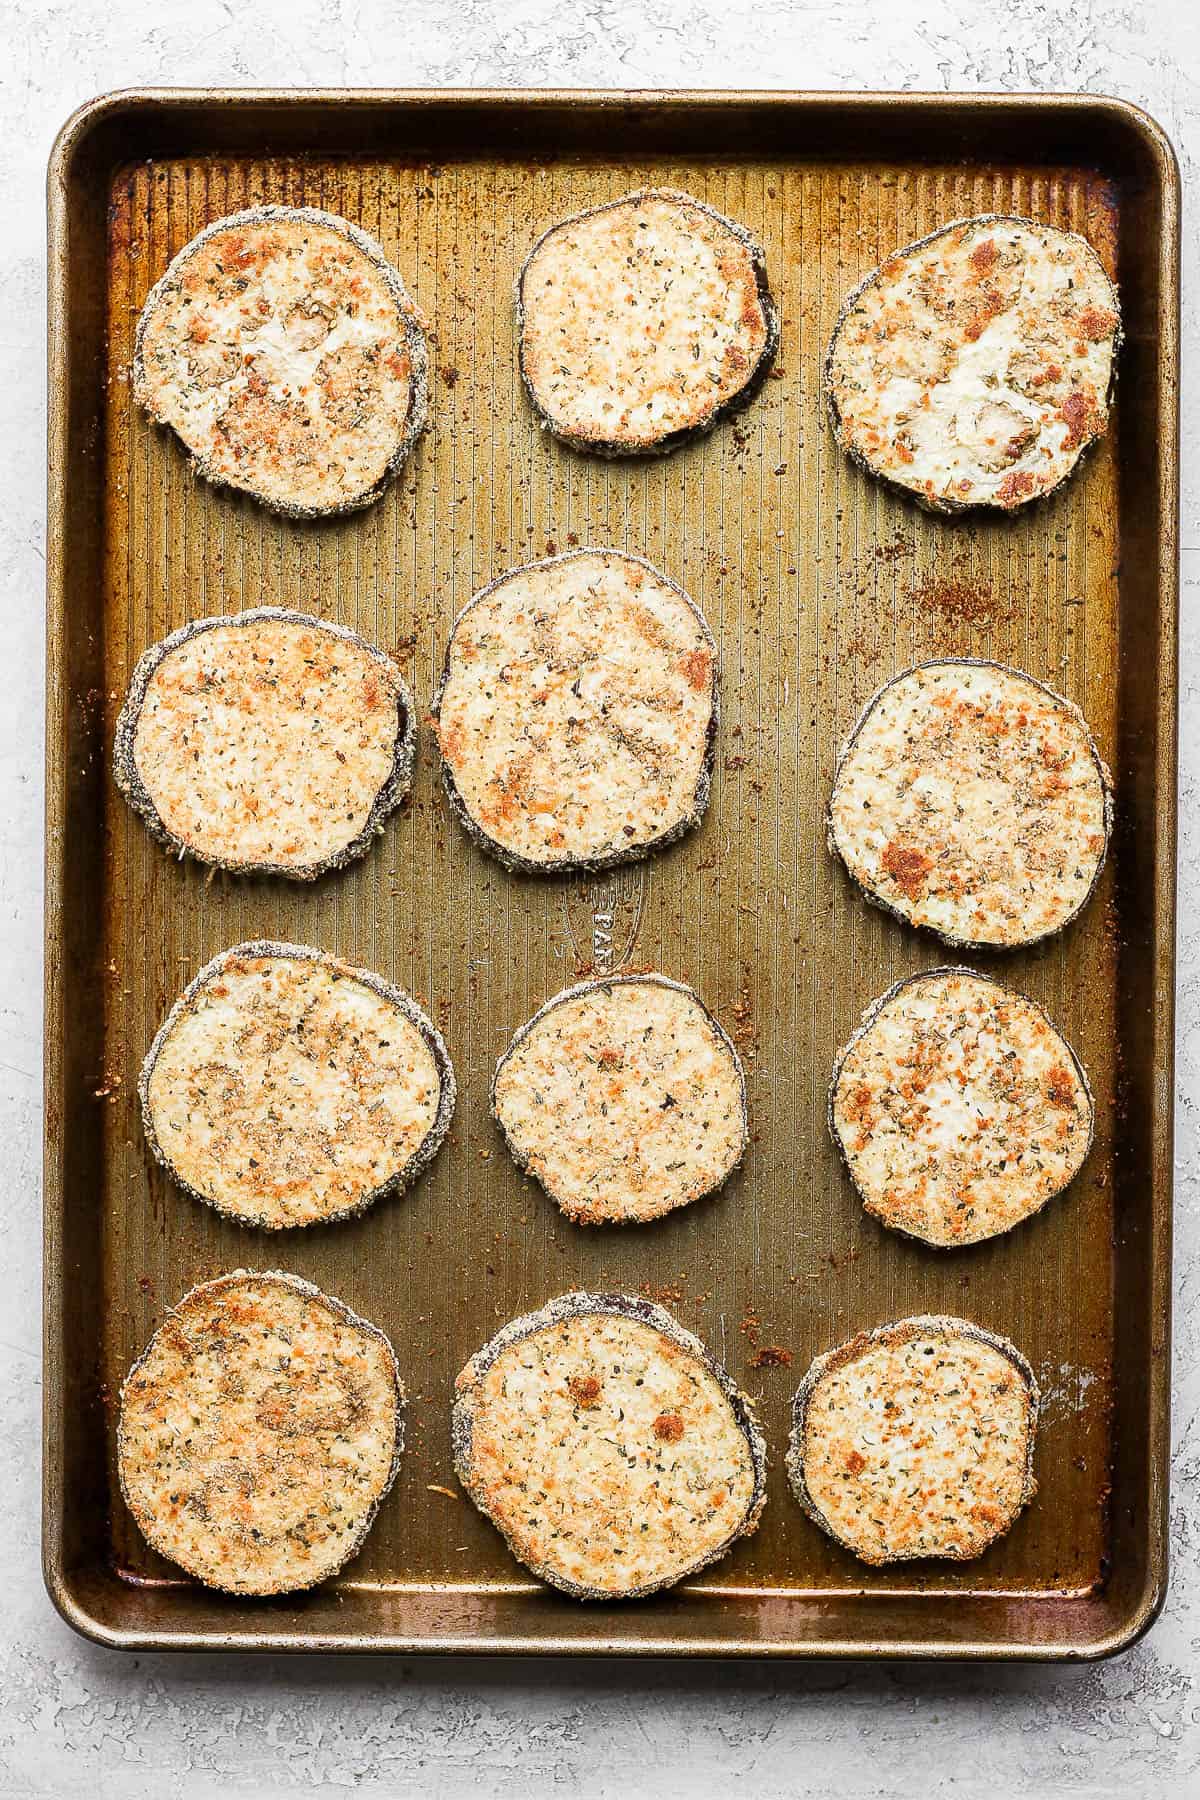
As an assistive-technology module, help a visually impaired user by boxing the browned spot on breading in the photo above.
[961,286,1006,343]
[843,1083,875,1128]
[741,283,766,331]
[844,1448,867,1476]
[479,786,522,828]
[1059,389,1101,452]
[654,1412,685,1442]
[1077,306,1117,343]
[995,468,1037,507]
[215,387,313,466]
[678,647,712,692]
[881,840,933,900]
[568,1374,602,1408]
[970,1501,1004,1527]
[1045,1064,1077,1107]
[968,238,998,277]
[436,719,465,765]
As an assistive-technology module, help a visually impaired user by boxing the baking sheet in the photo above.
[44,89,1178,1656]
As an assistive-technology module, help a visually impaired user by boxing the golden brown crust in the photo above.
[117,1271,405,1595]
[134,206,428,517]
[452,1293,767,1599]
[491,974,748,1225]
[787,1315,1039,1566]
[113,608,415,881]
[139,942,455,1230]
[432,548,718,873]
[518,188,778,456]
[829,967,1094,1247]
[824,214,1120,513]
[828,659,1113,948]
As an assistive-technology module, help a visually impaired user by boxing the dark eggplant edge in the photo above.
[786,1312,1040,1567]
[451,1290,768,1601]
[821,212,1123,516]
[490,972,749,1226]
[113,606,416,882]
[116,1268,406,1596]
[516,187,780,459]
[431,547,719,875]
[827,964,1096,1249]
[137,940,457,1230]
[132,203,430,519]
[827,656,1115,950]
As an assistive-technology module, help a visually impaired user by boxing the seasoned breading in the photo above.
[134,206,428,516]
[788,1315,1038,1565]
[117,1271,404,1595]
[140,942,455,1229]
[433,549,717,872]
[114,609,414,880]
[452,1293,767,1598]
[825,215,1119,512]
[492,975,747,1225]
[519,188,778,455]
[828,659,1112,947]
[830,968,1093,1247]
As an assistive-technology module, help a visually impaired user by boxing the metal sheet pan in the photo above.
[45,88,1179,1657]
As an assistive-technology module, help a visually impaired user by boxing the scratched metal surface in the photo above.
[44,93,1176,1655]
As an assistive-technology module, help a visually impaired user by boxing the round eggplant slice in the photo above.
[828,659,1112,948]
[114,608,415,881]
[824,214,1119,512]
[433,548,717,872]
[134,206,428,516]
[452,1292,767,1599]
[140,941,455,1229]
[518,187,778,456]
[830,967,1093,1247]
[492,974,747,1225]
[118,1270,404,1595]
[787,1314,1038,1566]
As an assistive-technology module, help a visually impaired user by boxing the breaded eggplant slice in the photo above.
[787,1315,1038,1566]
[518,188,778,456]
[453,1292,767,1599]
[828,659,1112,948]
[134,205,428,516]
[140,941,455,1230]
[825,214,1120,512]
[827,216,1115,522]
[830,967,1093,1247]
[492,974,747,1225]
[117,1270,404,1595]
[433,548,717,872]
[114,608,415,880]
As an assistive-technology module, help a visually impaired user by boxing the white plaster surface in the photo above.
[2,1,1199,1794]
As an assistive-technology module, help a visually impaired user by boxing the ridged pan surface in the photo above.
[43,91,1177,1658]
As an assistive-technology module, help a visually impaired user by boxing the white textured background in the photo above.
[3,3,1198,1795]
